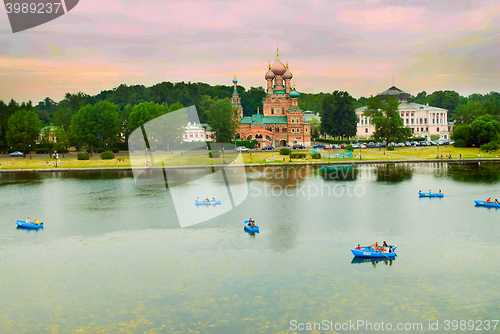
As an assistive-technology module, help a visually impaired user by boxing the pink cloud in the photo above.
[122,0,277,31]
[335,5,426,32]
[293,13,317,25]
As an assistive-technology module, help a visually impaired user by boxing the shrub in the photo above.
[209,149,220,158]
[387,146,395,151]
[480,141,499,152]
[100,151,115,159]
[280,148,291,155]
[311,153,321,159]
[345,144,354,151]
[77,152,90,160]
[453,139,466,148]
[290,153,307,159]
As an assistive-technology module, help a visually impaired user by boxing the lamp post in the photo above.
[29,145,31,159]
[437,143,440,159]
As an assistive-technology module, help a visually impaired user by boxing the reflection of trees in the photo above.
[376,164,413,183]
[318,165,356,182]
[449,162,500,184]
[247,166,312,188]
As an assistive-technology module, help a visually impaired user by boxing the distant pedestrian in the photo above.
[460,153,462,159]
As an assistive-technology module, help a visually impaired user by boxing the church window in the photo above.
[271,108,274,115]
[292,128,295,133]
[282,108,285,114]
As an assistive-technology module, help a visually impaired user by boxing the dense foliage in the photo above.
[0,80,499,153]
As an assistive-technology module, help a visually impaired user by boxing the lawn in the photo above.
[0,147,498,170]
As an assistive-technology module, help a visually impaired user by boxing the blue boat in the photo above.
[243,220,259,233]
[195,200,221,206]
[474,200,500,208]
[16,220,43,229]
[351,245,396,259]
[418,192,443,197]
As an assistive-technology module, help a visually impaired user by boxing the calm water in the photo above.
[1,163,500,333]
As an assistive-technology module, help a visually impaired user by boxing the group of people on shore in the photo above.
[356,241,393,253]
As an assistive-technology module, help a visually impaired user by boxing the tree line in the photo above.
[1,81,499,154]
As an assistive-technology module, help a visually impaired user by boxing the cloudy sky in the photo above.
[0,0,499,103]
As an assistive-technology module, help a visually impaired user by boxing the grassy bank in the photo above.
[0,147,498,170]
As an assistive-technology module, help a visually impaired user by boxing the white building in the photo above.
[183,122,213,142]
[356,86,454,140]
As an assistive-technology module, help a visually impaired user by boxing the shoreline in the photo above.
[0,158,498,173]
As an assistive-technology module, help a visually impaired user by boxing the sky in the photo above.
[0,0,499,104]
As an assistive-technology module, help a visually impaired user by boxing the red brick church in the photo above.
[232,50,310,148]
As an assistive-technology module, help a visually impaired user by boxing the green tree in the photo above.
[127,102,167,136]
[320,91,357,139]
[70,101,120,156]
[207,98,238,143]
[470,115,500,146]
[6,109,43,152]
[364,96,411,150]
[53,102,74,129]
[54,127,70,157]
[309,118,321,139]
[450,124,472,146]
[453,101,485,124]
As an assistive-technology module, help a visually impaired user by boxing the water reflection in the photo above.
[449,162,500,184]
[376,163,413,183]
[318,165,356,181]
[351,256,396,267]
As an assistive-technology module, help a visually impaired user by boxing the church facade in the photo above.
[231,52,310,148]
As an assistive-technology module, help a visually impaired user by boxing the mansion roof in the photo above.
[356,102,448,113]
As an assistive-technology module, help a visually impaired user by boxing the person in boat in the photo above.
[495,199,499,204]
[196,197,200,202]
[248,218,255,228]
[371,242,379,251]
[356,244,361,250]
[388,245,393,253]
[26,217,30,224]
[211,197,216,202]
[418,190,421,193]
[382,241,388,248]
[34,219,40,225]
[204,197,210,202]
[429,189,432,194]
[438,190,442,194]
[486,198,492,203]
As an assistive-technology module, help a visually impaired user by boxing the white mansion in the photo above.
[356,86,454,139]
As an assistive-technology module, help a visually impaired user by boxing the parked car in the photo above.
[367,142,375,148]
[234,146,250,152]
[405,141,412,147]
[374,143,381,148]
[340,144,346,149]
[397,142,405,147]
[359,143,367,149]
[262,146,274,150]
[419,141,428,146]
[9,151,23,157]
[333,144,341,149]
[352,143,359,149]
[293,144,305,149]
[313,144,325,148]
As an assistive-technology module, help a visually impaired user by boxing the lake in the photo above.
[1,162,500,333]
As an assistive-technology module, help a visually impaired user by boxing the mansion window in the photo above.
[425,118,428,124]
[419,118,422,124]
[437,127,440,132]
[426,127,428,131]
[365,128,368,133]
